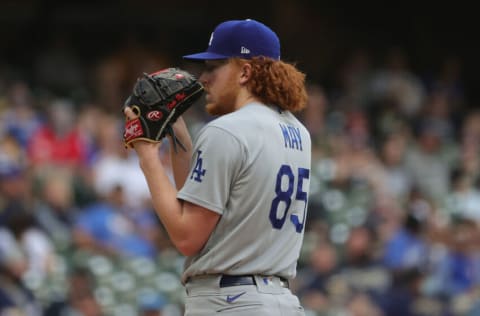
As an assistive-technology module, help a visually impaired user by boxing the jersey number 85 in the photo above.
[269,165,310,233]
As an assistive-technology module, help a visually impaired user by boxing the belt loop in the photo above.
[254,275,289,289]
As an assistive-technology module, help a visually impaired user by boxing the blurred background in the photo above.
[1,1,479,315]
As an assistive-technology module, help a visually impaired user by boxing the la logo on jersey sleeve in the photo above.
[190,150,206,182]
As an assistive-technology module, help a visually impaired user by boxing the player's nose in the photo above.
[199,77,206,87]
[199,73,209,87]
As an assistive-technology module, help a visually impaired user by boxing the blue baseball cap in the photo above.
[183,19,280,61]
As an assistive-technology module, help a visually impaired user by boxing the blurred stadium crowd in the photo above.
[1,28,480,316]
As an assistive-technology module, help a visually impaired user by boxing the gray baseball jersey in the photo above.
[177,102,311,283]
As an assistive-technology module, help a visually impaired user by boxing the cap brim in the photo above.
[183,51,229,61]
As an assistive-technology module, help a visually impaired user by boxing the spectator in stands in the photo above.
[442,167,480,223]
[382,199,430,271]
[0,155,31,227]
[27,98,89,169]
[377,267,426,316]
[33,167,78,250]
[91,114,153,210]
[296,240,339,313]
[0,81,42,149]
[405,119,457,203]
[0,209,57,314]
[377,133,412,202]
[429,218,480,297]
[73,183,160,258]
[459,110,480,184]
[0,250,42,315]
[339,225,390,296]
[4,211,57,279]
[44,267,103,316]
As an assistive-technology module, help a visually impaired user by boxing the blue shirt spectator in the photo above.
[382,213,429,270]
[73,185,159,258]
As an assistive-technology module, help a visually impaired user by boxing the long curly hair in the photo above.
[233,57,308,113]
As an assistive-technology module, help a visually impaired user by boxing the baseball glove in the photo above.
[123,67,204,151]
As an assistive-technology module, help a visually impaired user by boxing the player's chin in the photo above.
[206,102,227,116]
[205,102,219,115]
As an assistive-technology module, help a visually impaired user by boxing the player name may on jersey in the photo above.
[279,123,303,151]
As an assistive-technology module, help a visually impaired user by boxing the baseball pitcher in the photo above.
[124,19,311,316]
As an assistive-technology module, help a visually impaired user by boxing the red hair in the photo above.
[234,57,308,112]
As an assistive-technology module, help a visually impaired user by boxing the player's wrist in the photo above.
[170,120,193,153]
[138,150,163,173]
[132,141,161,158]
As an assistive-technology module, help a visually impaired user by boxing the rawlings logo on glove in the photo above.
[123,67,204,151]
[147,111,163,121]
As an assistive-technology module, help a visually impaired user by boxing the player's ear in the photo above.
[239,62,252,84]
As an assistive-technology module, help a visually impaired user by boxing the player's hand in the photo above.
[123,107,161,153]
[123,106,137,121]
